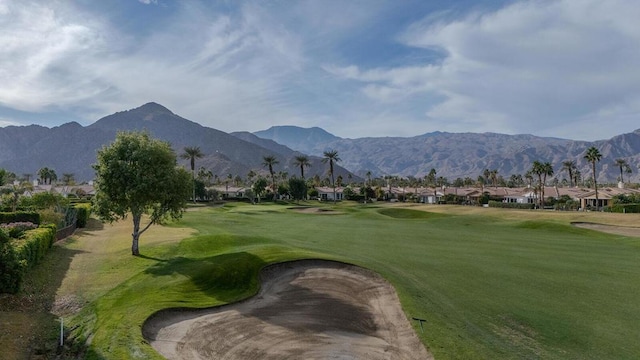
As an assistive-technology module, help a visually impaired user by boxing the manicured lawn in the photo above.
[54,202,640,359]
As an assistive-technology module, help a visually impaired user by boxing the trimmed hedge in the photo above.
[0,229,22,293]
[0,224,56,294]
[609,204,640,213]
[0,211,40,225]
[74,203,92,228]
[488,200,535,210]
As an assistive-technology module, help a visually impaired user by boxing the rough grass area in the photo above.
[5,202,640,359]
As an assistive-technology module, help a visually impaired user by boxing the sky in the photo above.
[1,0,639,141]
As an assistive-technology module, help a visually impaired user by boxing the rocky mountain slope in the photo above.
[0,103,353,182]
[254,126,640,183]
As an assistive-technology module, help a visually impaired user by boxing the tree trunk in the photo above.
[593,162,599,210]
[132,213,141,256]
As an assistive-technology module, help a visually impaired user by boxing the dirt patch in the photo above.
[144,260,431,360]
[572,222,640,237]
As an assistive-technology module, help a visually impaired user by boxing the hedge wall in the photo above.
[488,200,535,210]
[0,211,40,224]
[0,224,56,294]
[74,203,92,228]
[609,203,640,213]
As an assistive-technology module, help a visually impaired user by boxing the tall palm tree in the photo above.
[293,155,311,179]
[62,173,75,185]
[614,158,631,183]
[181,146,204,202]
[562,160,577,187]
[262,155,279,198]
[584,147,602,208]
[489,169,498,189]
[531,161,553,208]
[322,149,341,203]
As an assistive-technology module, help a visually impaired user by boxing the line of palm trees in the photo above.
[531,146,605,208]
[181,143,629,209]
[180,146,342,203]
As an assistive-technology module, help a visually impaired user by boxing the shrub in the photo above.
[0,211,40,224]
[0,222,38,238]
[0,225,56,293]
[0,229,23,293]
[609,203,640,213]
[488,201,535,210]
[74,203,92,228]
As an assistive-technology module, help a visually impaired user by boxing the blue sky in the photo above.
[0,0,639,141]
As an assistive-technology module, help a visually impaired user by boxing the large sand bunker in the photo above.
[572,222,640,237]
[143,260,431,359]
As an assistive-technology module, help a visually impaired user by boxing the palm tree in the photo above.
[366,171,372,187]
[322,149,341,203]
[562,160,577,187]
[584,147,602,209]
[489,169,498,188]
[62,173,75,185]
[262,155,279,198]
[614,158,632,183]
[181,146,204,202]
[531,161,553,208]
[293,155,311,179]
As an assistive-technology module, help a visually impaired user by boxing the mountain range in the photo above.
[254,126,640,183]
[0,103,353,182]
[0,102,639,184]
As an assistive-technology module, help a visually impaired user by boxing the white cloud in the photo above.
[1,0,639,140]
[138,0,157,5]
[329,0,640,139]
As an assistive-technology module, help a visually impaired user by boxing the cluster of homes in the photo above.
[16,179,640,210]
[211,183,639,210]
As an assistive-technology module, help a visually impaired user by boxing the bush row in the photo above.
[0,224,56,293]
[0,211,40,224]
[74,203,91,228]
[488,200,535,209]
[609,203,640,213]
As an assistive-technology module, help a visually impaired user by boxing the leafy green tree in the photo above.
[288,177,307,203]
[262,155,279,198]
[93,132,192,256]
[322,149,341,203]
[614,158,632,183]
[426,168,436,186]
[584,147,602,208]
[293,155,311,179]
[252,177,268,203]
[181,146,204,203]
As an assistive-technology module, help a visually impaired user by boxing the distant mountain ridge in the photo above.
[253,126,640,183]
[0,103,354,182]
[2,103,639,184]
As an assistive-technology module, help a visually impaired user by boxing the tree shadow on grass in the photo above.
[144,251,266,303]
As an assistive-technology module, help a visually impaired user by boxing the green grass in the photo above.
[58,202,640,359]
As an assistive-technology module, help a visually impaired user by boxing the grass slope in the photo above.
[49,203,640,359]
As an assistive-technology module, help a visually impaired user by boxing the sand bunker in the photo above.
[289,206,340,214]
[144,260,431,360]
[572,222,640,237]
